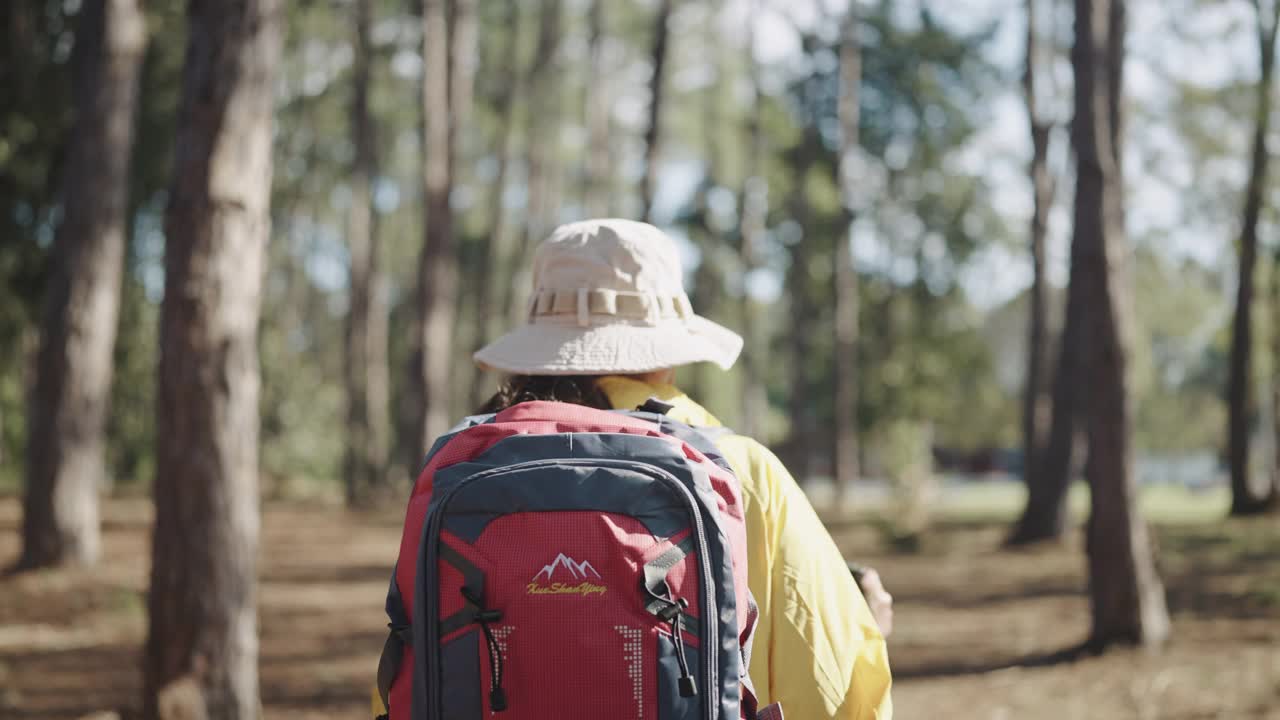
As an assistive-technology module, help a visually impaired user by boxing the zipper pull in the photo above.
[678,674,698,698]
[490,687,508,711]
[461,587,508,712]
[670,598,697,698]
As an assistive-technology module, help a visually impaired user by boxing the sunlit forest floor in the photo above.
[1,486,1278,719]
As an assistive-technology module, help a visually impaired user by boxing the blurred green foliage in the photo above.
[0,0,1254,497]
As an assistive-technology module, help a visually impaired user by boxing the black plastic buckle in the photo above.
[637,397,677,415]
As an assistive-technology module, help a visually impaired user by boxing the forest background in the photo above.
[4,0,1280,717]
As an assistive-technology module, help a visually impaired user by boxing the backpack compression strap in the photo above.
[757,703,786,720]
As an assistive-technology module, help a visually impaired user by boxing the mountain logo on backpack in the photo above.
[526,553,607,597]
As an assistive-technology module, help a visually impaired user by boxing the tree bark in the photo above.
[582,0,613,218]
[1073,0,1170,650]
[404,0,476,462]
[143,0,280,716]
[470,0,523,410]
[1008,288,1079,545]
[1008,0,1068,547]
[687,0,728,404]
[833,6,862,499]
[737,6,768,439]
[785,145,819,483]
[1269,243,1280,505]
[445,0,480,416]
[1229,0,1280,516]
[1022,0,1055,496]
[639,0,673,223]
[449,0,478,159]
[509,0,564,328]
[18,0,145,571]
[344,0,389,506]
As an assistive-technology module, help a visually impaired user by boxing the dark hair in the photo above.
[476,374,613,414]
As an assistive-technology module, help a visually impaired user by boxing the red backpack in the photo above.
[375,400,783,719]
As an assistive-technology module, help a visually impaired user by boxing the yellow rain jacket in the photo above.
[598,376,893,719]
[596,376,890,717]
[374,377,893,719]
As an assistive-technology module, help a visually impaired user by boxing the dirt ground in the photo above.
[1,497,1278,719]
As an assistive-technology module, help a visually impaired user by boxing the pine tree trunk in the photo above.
[737,8,768,440]
[344,0,389,506]
[18,0,145,571]
[1008,0,1068,547]
[143,0,279,716]
[1022,0,1054,495]
[444,0,480,418]
[688,0,728,404]
[509,0,564,328]
[1269,250,1280,505]
[1230,1,1280,516]
[1073,0,1170,650]
[470,1,523,409]
[416,0,455,449]
[450,0,478,160]
[1008,289,1079,545]
[1020,121,1053,467]
[582,0,613,218]
[405,0,475,460]
[833,7,862,499]
[639,0,673,223]
[785,146,819,483]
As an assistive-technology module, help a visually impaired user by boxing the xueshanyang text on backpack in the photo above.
[375,399,784,719]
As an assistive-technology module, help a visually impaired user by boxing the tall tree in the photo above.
[785,144,820,483]
[1008,0,1070,546]
[737,6,768,439]
[1021,0,1055,498]
[143,0,280,715]
[1270,238,1280,505]
[687,0,729,403]
[1072,0,1170,649]
[833,4,862,497]
[639,0,673,222]
[444,0,480,417]
[471,0,524,408]
[404,0,477,460]
[1009,287,1080,545]
[18,0,146,570]
[582,0,613,218]
[509,0,563,328]
[1228,0,1280,516]
[344,0,390,505]
[450,0,478,148]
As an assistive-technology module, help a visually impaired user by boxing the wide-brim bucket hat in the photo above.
[474,219,743,375]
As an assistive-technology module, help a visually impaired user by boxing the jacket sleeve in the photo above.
[726,436,893,719]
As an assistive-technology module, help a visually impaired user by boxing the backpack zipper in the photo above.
[419,457,720,720]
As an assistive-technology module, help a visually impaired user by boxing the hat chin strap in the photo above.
[527,288,695,324]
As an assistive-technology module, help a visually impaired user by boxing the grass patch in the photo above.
[927,481,1231,526]
[107,587,145,619]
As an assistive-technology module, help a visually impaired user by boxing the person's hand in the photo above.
[857,568,894,638]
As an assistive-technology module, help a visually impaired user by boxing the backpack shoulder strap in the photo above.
[376,572,412,716]
[619,407,737,476]
[698,425,735,443]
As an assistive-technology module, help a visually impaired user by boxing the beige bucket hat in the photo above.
[474,219,743,375]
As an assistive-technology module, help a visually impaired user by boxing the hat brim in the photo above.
[473,316,744,376]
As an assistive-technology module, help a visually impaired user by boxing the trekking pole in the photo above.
[847,561,868,590]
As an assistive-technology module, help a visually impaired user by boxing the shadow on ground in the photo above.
[1,498,1278,719]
